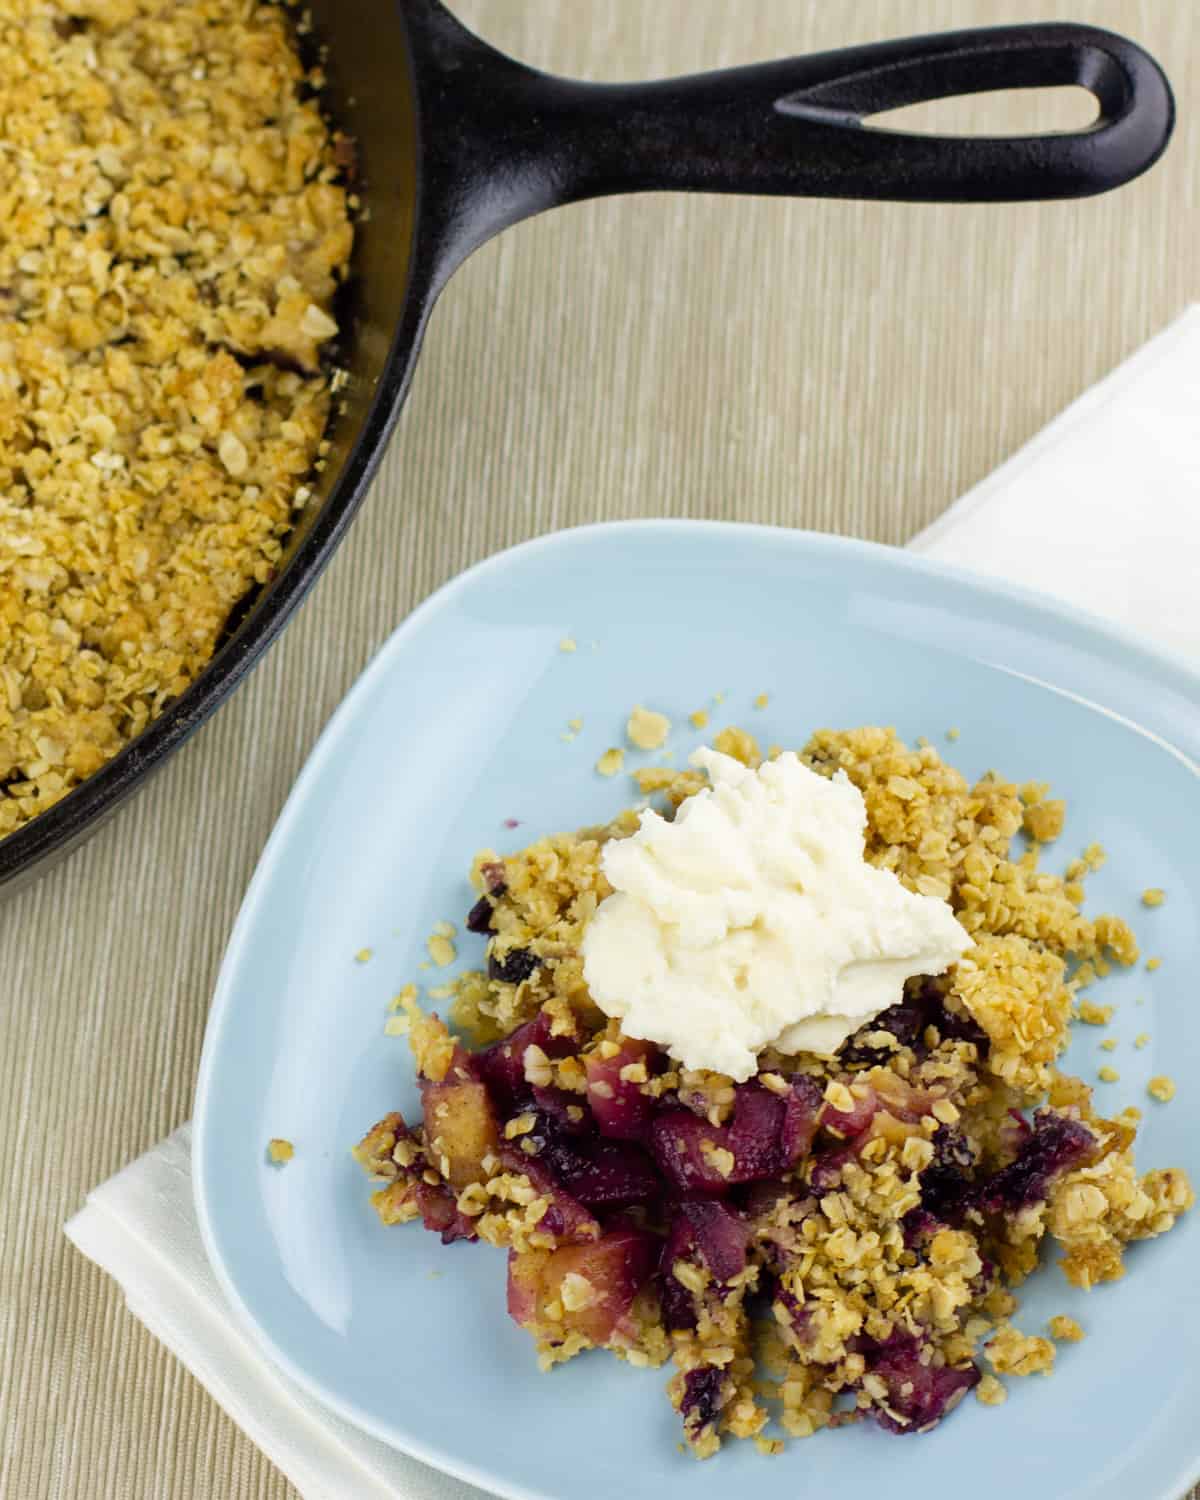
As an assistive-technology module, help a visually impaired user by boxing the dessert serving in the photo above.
[354,725,1192,1458]
[0,0,354,838]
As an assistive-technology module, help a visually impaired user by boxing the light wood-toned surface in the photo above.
[2,3,1196,1496]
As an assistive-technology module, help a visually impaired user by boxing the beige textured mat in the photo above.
[2,2,1196,1496]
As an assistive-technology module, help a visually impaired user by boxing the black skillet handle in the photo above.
[408,3,1174,283]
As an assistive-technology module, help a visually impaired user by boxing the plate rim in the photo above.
[193,519,1200,1500]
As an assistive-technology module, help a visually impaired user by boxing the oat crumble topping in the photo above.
[0,0,354,836]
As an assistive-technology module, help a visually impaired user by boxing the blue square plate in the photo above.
[194,522,1200,1500]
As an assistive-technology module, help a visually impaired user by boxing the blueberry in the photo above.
[682,1366,725,1430]
[465,895,495,934]
[979,1109,1094,1212]
[488,947,538,984]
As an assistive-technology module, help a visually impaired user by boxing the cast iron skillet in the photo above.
[0,0,1175,893]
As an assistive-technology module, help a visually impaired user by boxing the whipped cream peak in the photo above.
[581,747,970,1080]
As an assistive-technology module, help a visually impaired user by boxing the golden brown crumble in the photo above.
[355,726,1191,1459]
[0,0,353,836]
[266,1137,293,1164]
[1047,1315,1084,1342]
[1148,1075,1176,1103]
[986,1325,1055,1376]
[626,705,670,751]
[975,1372,1007,1405]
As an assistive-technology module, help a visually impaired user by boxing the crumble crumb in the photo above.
[1083,843,1107,872]
[383,1017,410,1036]
[689,709,710,730]
[1023,798,1066,843]
[1097,1066,1120,1083]
[1141,888,1166,908]
[1099,1039,1117,1053]
[558,637,578,653]
[975,1373,1007,1405]
[1077,1001,1114,1026]
[1047,1316,1085,1343]
[753,694,770,710]
[596,748,625,777]
[427,934,457,967]
[754,1436,784,1456]
[1146,957,1162,971]
[1134,1033,1150,1049]
[986,1326,1055,1377]
[626,706,671,751]
[1148,1076,1176,1103]
[389,985,418,1012]
[567,718,583,732]
[266,1138,294,1165]
[354,948,373,964]
[946,727,961,741]
[712,726,760,766]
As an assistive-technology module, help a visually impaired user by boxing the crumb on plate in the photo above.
[596,748,625,777]
[626,706,671,751]
[975,1373,1007,1405]
[427,933,456,967]
[986,1326,1055,1377]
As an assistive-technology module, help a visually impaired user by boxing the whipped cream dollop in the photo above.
[581,747,970,1081]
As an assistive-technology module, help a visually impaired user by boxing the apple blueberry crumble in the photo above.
[0,0,354,837]
[354,726,1192,1457]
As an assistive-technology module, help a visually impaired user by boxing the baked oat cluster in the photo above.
[354,727,1192,1457]
[0,0,354,835]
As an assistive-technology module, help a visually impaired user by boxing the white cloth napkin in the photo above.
[65,306,1200,1500]
[908,304,1200,663]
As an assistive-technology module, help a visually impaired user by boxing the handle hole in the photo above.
[867,84,1099,137]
